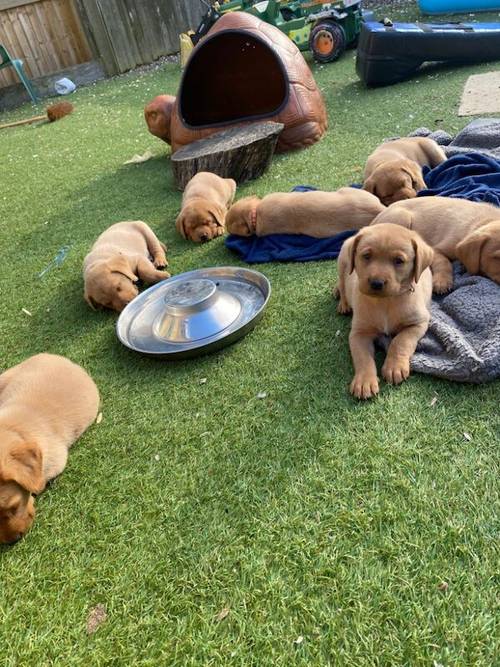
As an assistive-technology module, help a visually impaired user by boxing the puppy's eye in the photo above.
[362,252,371,261]
[116,286,122,293]
[394,257,405,266]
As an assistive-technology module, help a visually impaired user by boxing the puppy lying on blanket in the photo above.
[364,137,446,206]
[84,221,169,312]
[371,197,500,293]
[378,263,500,384]
[335,223,434,399]
[226,188,384,237]
[176,171,236,243]
[0,354,99,544]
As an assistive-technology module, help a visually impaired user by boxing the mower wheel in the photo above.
[310,21,346,63]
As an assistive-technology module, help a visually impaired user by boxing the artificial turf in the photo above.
[0,4,499,664]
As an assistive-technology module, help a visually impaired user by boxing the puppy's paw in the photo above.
[215,226,225,238]
[334,285,352,314]
[153,253,168,269]
[432,274,452,294]
[382,357,410,385]
[350,374,379,400]
[337,299,352,315]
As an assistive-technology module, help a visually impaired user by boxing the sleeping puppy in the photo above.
[0,354,99,544]
[335,223,434,399]
[363,137,446,206]
[176,171,236,243]
[84,221,169,312]
[225,188,385,237]
[370,196,500,293]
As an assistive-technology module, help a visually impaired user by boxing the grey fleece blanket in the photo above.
[379,264,500,384]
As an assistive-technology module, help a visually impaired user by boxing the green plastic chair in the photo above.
[0,44,38,103]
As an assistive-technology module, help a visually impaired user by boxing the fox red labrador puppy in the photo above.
[0,354,99,544]
[363,137,446,206]
[335,224,434,399]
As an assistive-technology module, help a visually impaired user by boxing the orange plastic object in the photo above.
[144,12,327,153]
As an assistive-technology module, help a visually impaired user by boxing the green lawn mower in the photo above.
[188,0,373,64]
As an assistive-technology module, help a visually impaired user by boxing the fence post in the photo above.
[74,0,119,75]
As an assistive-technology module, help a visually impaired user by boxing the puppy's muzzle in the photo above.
[200,233,210,243]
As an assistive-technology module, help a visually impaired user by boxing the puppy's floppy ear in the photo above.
[411,232,434,283]
[6,442,44,495]
[456,227,489,274]
[348,231,364,274]
[208,203,226,228]
[84,291,98,310]
[225,205,235,234]
[226,203,244,235]
[402,161,426,192]
[363,177,377,197]
[107,256,138,282]
[176,212,188,239]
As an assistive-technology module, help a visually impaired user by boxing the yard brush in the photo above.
[0,101,74,130]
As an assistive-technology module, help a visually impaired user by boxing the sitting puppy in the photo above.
[363,137,446,206]
[0,354,99,544]
[176,171,236,243]
[84,221,169,312]
[226,188,384,237]
[335,223,434,399]
[370,196,500,293]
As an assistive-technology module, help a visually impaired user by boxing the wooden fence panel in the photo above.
[0,0,204,89]
[0,0,92,88]
[76,0,204,76]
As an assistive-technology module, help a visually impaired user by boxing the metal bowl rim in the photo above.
[116,266,271,357]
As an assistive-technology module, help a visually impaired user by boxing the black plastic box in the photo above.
[356,21,500,86]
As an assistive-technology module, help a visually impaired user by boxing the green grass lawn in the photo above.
[1,7,499,665]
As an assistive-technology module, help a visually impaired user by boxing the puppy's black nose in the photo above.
[370,279,385,291]
[200,233,209,243]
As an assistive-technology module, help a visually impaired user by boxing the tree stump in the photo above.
[171,121,284,190]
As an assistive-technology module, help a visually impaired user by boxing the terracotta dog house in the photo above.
[145,11,328,153]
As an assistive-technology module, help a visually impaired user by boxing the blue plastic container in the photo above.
[419,0,500,13]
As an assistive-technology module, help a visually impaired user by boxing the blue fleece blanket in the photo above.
[224,229,355,263]
[225,153,500,263]
[419,152,500,206]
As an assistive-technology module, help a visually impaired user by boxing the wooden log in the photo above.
[171,121,284,190]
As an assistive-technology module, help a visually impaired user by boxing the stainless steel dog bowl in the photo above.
[116,267,271,359]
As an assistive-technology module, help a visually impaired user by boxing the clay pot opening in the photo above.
[180,30,289,129]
